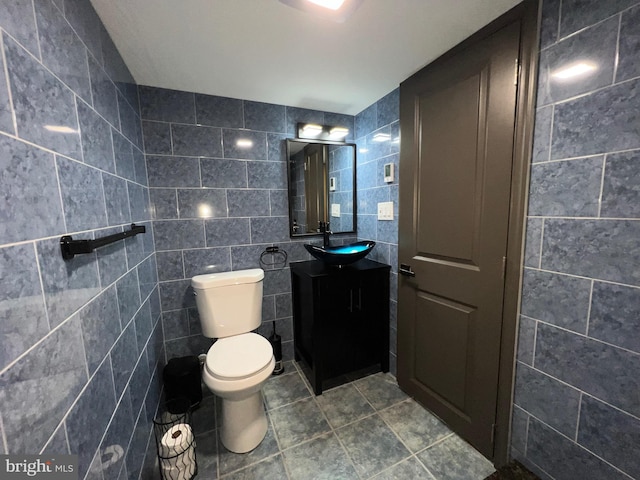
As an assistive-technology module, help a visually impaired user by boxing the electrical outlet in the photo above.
[377,202,394,220]
[331,203,341,217]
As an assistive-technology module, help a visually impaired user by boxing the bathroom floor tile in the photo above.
[354,372,409,410]
[263,370,311,410]
[315,383,374,428]
[335,414,411,478]
[192,395,216,435]
[282,432,359,480]
[269,397,331,449]
[195,431,218,479]
[217,421,279,476]
[371,456,436,479]
[416,435,495,480]
[380,399,453,453]
[219,454,287,480]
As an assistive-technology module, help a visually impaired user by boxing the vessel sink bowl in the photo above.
[304,241,375,266]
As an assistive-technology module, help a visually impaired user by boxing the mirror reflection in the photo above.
[286,139,356,237]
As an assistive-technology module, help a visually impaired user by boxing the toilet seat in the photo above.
[206,333,273,380]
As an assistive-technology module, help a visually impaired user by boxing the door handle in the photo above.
[399,264,416,277]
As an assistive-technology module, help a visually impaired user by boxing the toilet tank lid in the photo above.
[191,268,264,289]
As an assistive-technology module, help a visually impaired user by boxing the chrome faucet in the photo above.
[319,221,332,248]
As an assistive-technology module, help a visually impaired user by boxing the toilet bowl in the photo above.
[191,269,274,453]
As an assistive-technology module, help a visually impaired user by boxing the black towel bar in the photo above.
[60,224,146,260]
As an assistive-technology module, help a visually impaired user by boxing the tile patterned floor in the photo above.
[191,362,496,480]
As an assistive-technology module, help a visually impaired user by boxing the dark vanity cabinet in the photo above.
[291,259,390,394]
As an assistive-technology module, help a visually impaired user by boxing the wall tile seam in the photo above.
[515,409,638,480]
[0,26,135,140]
[145,152,284,163]
[28,0,43,62]
[533,147,640,165]
[0,33,18,136]
[519,315,640,357]
[0,405,9,454]
[521,267,640,290]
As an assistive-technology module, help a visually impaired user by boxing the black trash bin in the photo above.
[163,356,202,410]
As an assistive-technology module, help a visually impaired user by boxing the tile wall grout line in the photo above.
[585,280,594,337]
[522,266,640,291]
[537,218,544,270]
[32,241,52,332]
[596,155,607,218]
[574,392,583,442]
[0,410,8,455]
[29,0,43,62]
[0,28,19,137]
[612,13,623,84]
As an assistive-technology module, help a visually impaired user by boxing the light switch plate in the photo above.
[331,203,341,217]
[377,201,394,220]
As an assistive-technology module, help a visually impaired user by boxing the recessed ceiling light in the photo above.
[552,62,597,80]
[279,0,363,22]
[307,0,345,10]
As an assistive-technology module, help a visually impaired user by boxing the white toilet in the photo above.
[191,268,275,453]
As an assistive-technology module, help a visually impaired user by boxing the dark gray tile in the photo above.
[355,103,376,139]
[589,282,640,353]
[112,130,136,181]
[200,158,247,188]
[190,394,215,435]
[247,161,286,189]
[124,220,154,267]
[263,268,291,295]
[269,397,330,449]
[517,316,536,366]
[541,219,640,285]
[537,17,618,106]
[520,269,591,333]
[79,286,121,374]
[192,431,217,479]
[147,156,201,188]
[261,295,275,322]
[523,218,543,268]
[532,106,553,164]
[154,220,205,250]
[4,34,82,158]
[217,423,279,476]
[336,414,410,478]
[263,371,311,410]
[275,293,292,319]
[127,182,150,223]
[529,157,603,217]
[116,269,141,326]
[0,0,39,57]
[417,434,494,480]
[617,5,640,82]
[150,188,177,220]
[88,56,119,128]
[67,357,118,478]
[354,372,408,410]
[284,433,359,480]
[510,406,529,455]
[171,124,222,157]
[372,457,434,480]
[177,189,227,219]
[577,396,640,478]
[124,406,150,480]
[100,392,134,480]
[269,190,288,217]
[128,355,150,417]
[244,101,285,133]
[118,92,142,149]
[267,133,287,161]
[514,363,581,437]
[535,322,640,417]
[250,217,290,244]
[132,148,147,186]
[42,423,69,455]
[381,399,452,452]
[182,247,231,278]
[227,189,269,217]
[230,244,270,270]
[0,49,13,134]
[156,250,184,281]
[222,129,267,160]
[551,78,640,159]
[159,279,195,311]
[0,243,49,372]
[0,136,65,244]
[111,322,138,397]
[141,120,171,155]
[37,236,101,328]
[194,93,242,128]
[63,0,103,63]
[539,0,560,49]
[527,417,629,480]
[0,316,87,454]
[35,0,91,102]
[138,86,195,123]
[162,310,189,340]
[601,150,640,218]
[57,156,107,231]
[96,228,127,287]
[134,300,153,352]
[164,334,212,359]
[377,88,399,128]
[78,100,115,172]
[559,0,636,38]
[137,255,157,300]
[103,173,131,226]
[205,218,250,247]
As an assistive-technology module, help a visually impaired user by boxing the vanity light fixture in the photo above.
[372,132,391,142]
[44,125,77,134]
[236,139,253,148]
[552,62,597,80]
[279,0,363,22]
[297,122,350,142]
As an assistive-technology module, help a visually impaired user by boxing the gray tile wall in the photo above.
[512,2,640,479]
[354,89,400,375]
[0,2,161,480]
[140,86,356,362]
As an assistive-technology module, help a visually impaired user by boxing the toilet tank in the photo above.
[191,269,264,339]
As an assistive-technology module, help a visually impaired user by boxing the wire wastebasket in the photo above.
[153,398,198,480]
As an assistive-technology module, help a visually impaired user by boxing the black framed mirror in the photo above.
[286,139,356,237]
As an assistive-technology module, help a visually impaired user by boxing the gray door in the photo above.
[397,21,520,458]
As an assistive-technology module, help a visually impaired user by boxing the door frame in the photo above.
[397,0,539,466]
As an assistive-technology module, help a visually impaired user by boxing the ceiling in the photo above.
[91,0,521,116]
